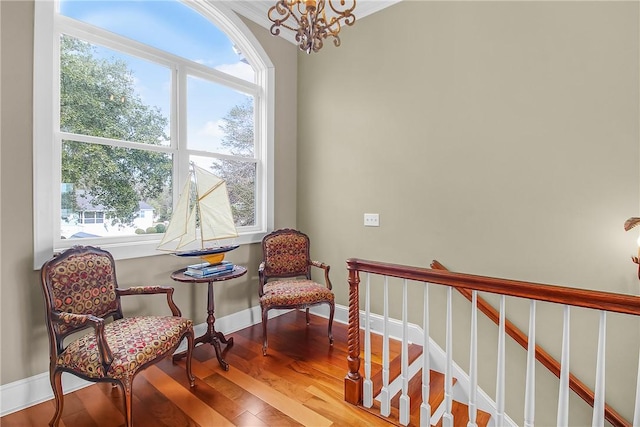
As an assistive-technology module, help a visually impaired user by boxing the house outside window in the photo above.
[33,0,274,267]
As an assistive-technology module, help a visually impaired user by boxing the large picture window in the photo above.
[34,0,274,267]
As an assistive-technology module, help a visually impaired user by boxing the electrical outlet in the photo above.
[364,213,379,227]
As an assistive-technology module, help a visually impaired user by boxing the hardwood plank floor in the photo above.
[1,311,394,427]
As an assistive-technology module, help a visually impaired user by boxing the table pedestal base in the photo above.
[173,329,233,371]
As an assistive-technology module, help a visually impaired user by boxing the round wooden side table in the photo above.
[171,265,247,371]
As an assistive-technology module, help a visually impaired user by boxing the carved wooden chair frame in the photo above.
[40,245,195,426]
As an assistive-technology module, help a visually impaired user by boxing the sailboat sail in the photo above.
[157,163,238,253]
[157,179,193,249]
[195,166,238,242]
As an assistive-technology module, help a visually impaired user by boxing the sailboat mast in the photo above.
[190,162,206,250]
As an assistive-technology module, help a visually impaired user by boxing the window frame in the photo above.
[33,0,274,269]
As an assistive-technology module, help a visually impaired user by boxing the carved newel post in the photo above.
[344,263,363,405]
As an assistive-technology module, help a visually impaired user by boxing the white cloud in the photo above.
[190,119,225,152]
[199,119,226,139]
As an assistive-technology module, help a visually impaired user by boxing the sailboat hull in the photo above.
[173,245,240,258]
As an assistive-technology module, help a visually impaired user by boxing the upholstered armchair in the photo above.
[258,228,335,356]
[39,245,195,427]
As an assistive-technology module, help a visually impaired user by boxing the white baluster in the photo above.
[442,286,454,427]
[380,276,391,417]
[524,300,536,427]
[420,282,432,427]
[363,273,373,408]
[400,279,410,425]
[495,295,505,426]
[557,305,571,426]
[591,311,606,427]
[467,291,478,427]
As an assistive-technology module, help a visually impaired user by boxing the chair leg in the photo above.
[185,328,195,387]
[306,307,310,325]
[262,306,269,356]
[328,301,335,345]
[48,369,63,427]
[121,380,133,427]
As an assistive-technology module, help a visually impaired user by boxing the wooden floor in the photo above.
[1,311,394,427]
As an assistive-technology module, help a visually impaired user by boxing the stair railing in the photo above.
[344,258,638,426]
[430,260,628,427]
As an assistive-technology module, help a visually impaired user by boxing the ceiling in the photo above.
[226,0,402,45]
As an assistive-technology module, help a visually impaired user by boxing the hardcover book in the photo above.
[186,261,234,277]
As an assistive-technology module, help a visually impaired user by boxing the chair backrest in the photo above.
[261,229,312,281]
[40,245,123,351]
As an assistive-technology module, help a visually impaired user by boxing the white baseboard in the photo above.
[0,370,92,417]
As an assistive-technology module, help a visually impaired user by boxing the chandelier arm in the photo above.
[296,0,307,15]
[269,1,306,35]
[320,0,354,41]
[323,16,343,38]
[268,0,291,20]
[330,33,341,48]
[328,0,357,22]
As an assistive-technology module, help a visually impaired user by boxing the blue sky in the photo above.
[60,0,254,153]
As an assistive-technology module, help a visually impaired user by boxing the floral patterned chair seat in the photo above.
[40,245,195,427]
[258,229,335,355]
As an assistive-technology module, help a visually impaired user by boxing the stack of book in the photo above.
[184,260,235,278]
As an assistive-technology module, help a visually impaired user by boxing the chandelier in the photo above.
[267,0,357,54]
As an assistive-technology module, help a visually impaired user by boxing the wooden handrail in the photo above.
[344,258,636,426]
[431,260,629,427]
[346,258,640,316]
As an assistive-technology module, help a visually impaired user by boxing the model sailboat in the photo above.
[157,163,238,264]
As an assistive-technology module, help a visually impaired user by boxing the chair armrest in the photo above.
[310,260,332,290]
[51,311,114,369]
[258,262,266,296]
[117,286,182,317]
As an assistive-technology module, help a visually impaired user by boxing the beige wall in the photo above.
[0,2,297,386]
[297,1,639,425]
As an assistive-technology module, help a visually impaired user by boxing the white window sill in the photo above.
[35,231,266,269]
